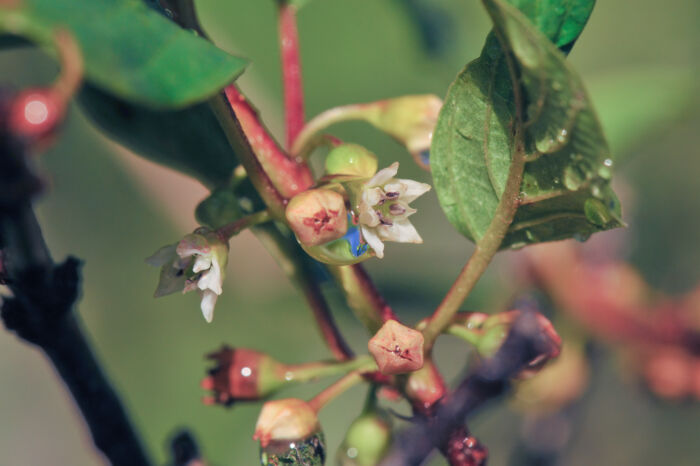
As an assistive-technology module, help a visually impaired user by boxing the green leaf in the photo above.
[0,0,247,108]
[79,85,237,187]
[431,0,621,249]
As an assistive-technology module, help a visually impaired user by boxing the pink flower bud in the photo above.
[286,189,348,246]
[201,346,284,406]
[368,319,424,375]
[253,398,321,448]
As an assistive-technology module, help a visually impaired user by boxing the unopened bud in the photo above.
[477,311,562,377]
[201,346,286,406]
[368,95,442,166]
[254,398,321,449]
[368,319,424,375]
[404,359,447,415]
[8,88,64,146]
[337,412,392,465]
[325,144,378,178]
[286,189,348,247]
[443,427,488,466]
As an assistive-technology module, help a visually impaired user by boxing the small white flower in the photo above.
[357,162,431,258]
[146,228,229,323]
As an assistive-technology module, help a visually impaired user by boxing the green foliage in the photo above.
[79,85,237,188]
[431,0,622,248]
[0,0,246,108]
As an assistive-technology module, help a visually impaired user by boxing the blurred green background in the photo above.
[1,0,699,464]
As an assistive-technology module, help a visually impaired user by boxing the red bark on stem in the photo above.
[278,3,305,150]
[223,85,313,199]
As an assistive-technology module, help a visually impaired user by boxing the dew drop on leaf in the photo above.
[584,198,612,227]
[563,165,585,190]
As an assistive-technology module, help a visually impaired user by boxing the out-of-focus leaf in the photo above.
[587,66,698,161]
[79,85,236,188]
[431,0,621,249]
[0,0,247,108]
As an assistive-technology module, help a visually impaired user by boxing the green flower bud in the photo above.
[337,412,392,466]
[325,144,378,178]
[286,189,348,247]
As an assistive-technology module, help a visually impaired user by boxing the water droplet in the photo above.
[584,198,612,227]
[557,129,569,144]
[563,165,585,190]
[284,371,294,381]
[553,177,561,185]
[591,184,603,198]
[573,232,591,243]
[597,164,612,180]
[603,158,613,167]
[525,230,538,242]
[347,447,358,458]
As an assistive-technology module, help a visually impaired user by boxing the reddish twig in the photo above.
[222,85,313,199]
[278,2,306,150]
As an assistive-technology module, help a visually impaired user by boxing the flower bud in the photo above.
[404,359,447,414]
[286,189,348,247]
[325,144,378,178]
[443,427,488,466]
[301,218,372,265]
[8,88,64,147]
[368,319,424,375]
[367,95,442,167]
[254,398,321,449]
[201,346,286,406]
[337,412,392,466]
[476,311,561,377]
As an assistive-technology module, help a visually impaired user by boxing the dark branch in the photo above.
[1,95,151,466]
[381,310,557,465]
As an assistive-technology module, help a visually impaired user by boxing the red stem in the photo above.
[278,3,305,150]
[352,264,399,323]
[223,85,313,199]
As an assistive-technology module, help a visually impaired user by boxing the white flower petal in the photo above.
[398,179,431,203]
[198,261,223,295]
[359,205,380,227]
[382,219,423,244]
[200,290,217,323]
[366,162,399,187]
[363,187,385,207]
[191,255,212,273]
[389,202,416,220]
[383,182,406,197]
[361,225,385,259]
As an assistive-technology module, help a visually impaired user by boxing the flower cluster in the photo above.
[147,228,229,322]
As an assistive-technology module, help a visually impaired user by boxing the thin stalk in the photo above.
[329,264,398,334]
[216,210,271,239]
[252,223,354,361]
[278,2,305,150]
[291,103,378,157]
[421,27,527,350]
[285,355,373,383]
[308,361,377,412]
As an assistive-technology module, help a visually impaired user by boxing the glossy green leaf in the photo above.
[431,0,621,249]
[0,0,247,108]
[79,85,237,188]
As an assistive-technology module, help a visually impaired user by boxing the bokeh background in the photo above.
[1,0,699,464]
